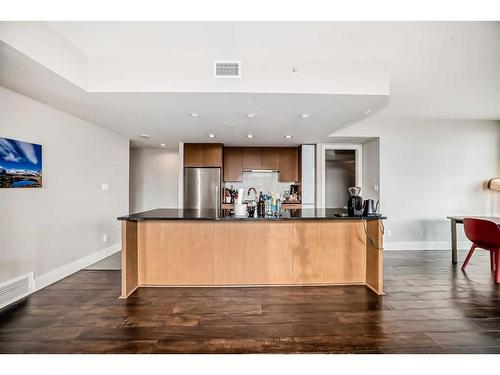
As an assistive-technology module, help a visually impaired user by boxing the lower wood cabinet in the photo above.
[133,220,371,287]
[121,220,384,296]
[213,222,294,284]
[293,221,366,284]
[138,222,214,285]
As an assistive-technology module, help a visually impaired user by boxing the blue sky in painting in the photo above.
[0,137,42,173]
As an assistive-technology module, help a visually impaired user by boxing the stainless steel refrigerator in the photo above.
[184,167,221,209]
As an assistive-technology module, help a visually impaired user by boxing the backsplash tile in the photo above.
[224,172,293,198]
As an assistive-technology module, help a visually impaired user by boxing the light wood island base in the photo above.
[120,218,384,298]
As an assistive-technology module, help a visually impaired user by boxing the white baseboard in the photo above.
[34,243,121,291]
[384,241,471,251]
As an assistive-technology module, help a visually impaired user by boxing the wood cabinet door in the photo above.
[293,221,366,284]
[184,143,203,167]
[261,147,279,170]
[213,222,294,284]
[223,147,243,182]
[242,147,261,170]
[278,147,299,182]
[203,144,223,167]
[138,221,214,285]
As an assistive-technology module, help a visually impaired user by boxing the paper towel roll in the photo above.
[237,188,244,205]
[234,203,247,216]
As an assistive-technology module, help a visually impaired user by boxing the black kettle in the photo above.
[363,199,380,216]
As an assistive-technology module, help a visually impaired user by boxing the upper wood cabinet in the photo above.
[223,147,243,182]
[202,144,223,167]
[261,147,280,170]
[184,143,222,167]
[242,147,261,170]
[279,147,299,182]
[184,143,203,167]
[222,145,299,182]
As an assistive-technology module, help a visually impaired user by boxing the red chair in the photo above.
[461,218,500,283]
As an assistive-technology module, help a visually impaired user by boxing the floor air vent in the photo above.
[214,61,241,78]
[0,273,34,310]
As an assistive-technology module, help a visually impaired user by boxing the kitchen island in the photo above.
[118,209,386,297]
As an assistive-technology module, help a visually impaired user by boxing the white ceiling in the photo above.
[45,21,500,120]
[1,21,500,147]
[0,41,387,147]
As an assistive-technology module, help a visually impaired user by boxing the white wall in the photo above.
[129,148,179,213]
[0,87,129,285]
[333,118,500,250]
[362,138,380,202]
[0,22,88,89]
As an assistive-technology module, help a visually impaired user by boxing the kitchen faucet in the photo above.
[247,187,257,201]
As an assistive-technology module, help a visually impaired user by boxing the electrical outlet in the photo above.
[387,230,392,238]
[373,184,379,192]
[102,183,109,191]
[102,234,108,243]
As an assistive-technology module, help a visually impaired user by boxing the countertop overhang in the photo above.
[118,208,387,221]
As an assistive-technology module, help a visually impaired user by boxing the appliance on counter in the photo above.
[184,167,221,209]
[289,184,300,202]
[363,199,381,217]
[347,186,363,217]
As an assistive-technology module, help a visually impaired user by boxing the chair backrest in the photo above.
[463,218,500,249]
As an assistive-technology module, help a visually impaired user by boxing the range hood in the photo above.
[249,169,277,173]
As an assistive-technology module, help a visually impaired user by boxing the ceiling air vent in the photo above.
[214,61,241,78]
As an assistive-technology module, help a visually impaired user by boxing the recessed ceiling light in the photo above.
[139,134,150,139]
[284,135,293,139]
[299,113,311,119]
[247,113,256,118]
[208,134,216,138]
[190,112,199,118]
[160,143,166,147]
[246,134,254,139]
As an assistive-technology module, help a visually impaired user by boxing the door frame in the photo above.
[316,143,362,209]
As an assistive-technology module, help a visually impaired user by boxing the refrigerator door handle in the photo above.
[215,185,220,214]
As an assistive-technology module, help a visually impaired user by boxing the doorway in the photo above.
[325,150,356,208]
[316,143,362,209]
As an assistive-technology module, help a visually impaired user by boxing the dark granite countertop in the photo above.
[118,208,386,221]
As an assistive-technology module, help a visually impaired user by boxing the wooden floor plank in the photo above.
[0,250,499,353]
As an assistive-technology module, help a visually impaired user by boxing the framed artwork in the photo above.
[0,137,42,188]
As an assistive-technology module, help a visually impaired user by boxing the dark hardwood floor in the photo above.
[1,250,500,354]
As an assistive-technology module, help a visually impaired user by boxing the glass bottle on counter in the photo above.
[257,191,265,217]
[275,194,282,217]
[265,193,273,216]
[224,187,231,204]
[271,193,277,214]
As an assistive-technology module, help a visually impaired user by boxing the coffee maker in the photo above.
[347,187,363,217]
